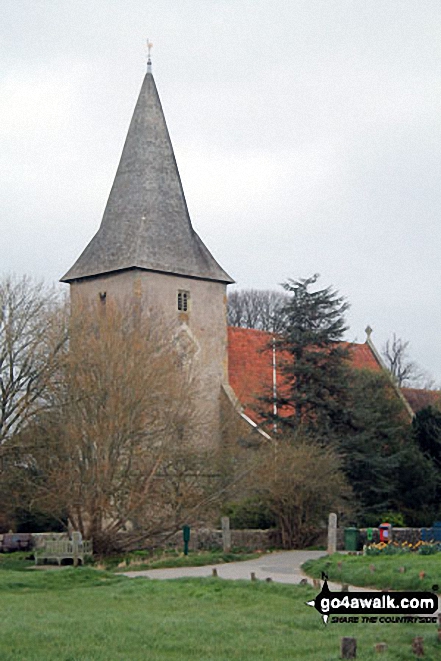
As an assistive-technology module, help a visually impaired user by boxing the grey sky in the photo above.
[1,1,440,383]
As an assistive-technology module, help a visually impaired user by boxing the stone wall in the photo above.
[167,527,281,551]
[70,269,229,446]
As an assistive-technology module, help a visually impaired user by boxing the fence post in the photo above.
[411,637,424,657]
[341,637,356,658]
[221,516,231,552]
[72,531,81,568]
[328,513,337,554]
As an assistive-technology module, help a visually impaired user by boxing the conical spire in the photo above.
[61,71,233,284]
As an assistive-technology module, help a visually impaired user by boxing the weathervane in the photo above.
[146,39,153,73]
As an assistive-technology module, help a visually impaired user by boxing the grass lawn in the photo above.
[302,552,441,593]
[0,561,440,660]
[97,548,263,572]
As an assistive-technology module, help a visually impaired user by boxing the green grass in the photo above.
[98,548,263,572]
[302,552,441,593]
[0,550,35,571]
[0,566,439,660]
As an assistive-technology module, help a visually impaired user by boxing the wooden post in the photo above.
[374,643,387,653]
[212,568,218,577]
[72,531,81,568]
[341,637,357,659]
[412,637,424,657]
[328,512,337,554]
[221,516,231,552]
[250,572,256,581]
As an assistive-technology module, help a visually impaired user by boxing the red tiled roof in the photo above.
[401,388,441,413]
[227,326,382,419]
[343,341,382,371]
[227,327,274,417]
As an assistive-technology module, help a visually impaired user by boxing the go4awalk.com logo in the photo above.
[306,576,438,625]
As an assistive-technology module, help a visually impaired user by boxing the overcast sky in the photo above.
[1,1,440,383]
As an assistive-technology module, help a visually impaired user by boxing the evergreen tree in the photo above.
[393,440,439,526]
[412,406,441,469]
[408,406,441,520]
[266,274,351,435]
[338,370,410,522]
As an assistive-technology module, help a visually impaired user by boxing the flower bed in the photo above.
[365,541,441,556]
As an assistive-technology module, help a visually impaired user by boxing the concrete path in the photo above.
[121,550,347,591]
[121,550,441,613]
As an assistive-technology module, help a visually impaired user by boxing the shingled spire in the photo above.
[61,69,233,284]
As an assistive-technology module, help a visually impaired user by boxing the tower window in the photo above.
[177,290,190,312]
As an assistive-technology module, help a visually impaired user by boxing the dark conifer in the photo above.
[265,274,351,435]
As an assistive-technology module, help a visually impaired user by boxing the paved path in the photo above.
[121,550,441,614]
[121,550,349,591]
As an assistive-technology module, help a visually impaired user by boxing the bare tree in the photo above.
[227,289,288,332]
[248,433,351,548]
[0,275,67,447]
[382,333,434,388]
[20,302,221,553]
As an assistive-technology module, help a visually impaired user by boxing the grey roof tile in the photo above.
[61,73,234,284]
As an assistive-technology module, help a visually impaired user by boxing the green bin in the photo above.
[344,527,359,551]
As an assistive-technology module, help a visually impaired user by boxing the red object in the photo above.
[379,523,392,543]
[227,326,383,422]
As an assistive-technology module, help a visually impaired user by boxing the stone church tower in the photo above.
[61,60,234,441]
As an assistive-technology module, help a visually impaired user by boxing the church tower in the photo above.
[61,57,234,441]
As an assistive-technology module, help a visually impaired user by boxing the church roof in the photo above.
[227,326,383,420]
[401,387,441,413]
[228,326,441,422]
[61,71,233,284]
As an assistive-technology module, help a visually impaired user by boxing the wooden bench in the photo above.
[34,534,93,566]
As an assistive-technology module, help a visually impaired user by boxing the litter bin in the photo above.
[344,527,359,551]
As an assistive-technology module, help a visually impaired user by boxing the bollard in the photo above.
[250,572,256,581]
[341,584,349,592]
[265,577,272,583]
[313,578,321,590]
[341,637,357,659]
[212,568,218,577]
[412,637,424,657]
[182,525,190,556]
